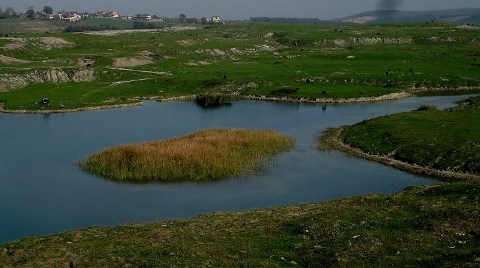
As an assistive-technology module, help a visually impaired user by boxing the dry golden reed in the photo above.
[80,128,294,182]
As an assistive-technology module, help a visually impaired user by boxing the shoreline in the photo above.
[1,88,477,114]
[0,101,143,114]
[320,127,480,182]
[241,92,411,103]
[0,93,409,114]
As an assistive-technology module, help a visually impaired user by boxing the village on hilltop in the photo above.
[0,5,222,24]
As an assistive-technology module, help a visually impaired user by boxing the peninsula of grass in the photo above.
[324,96,480,179]
[80,128,294,182]
[2,181,480,267]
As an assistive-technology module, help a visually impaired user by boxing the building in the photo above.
[64,13,81,22]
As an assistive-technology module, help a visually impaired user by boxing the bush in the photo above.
[271,87,299,96]
[415,105,437,111]
[195,93,232,107]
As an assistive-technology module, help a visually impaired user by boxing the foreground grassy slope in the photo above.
[1,181,479,267]
[80,129,294,182]
[341,96,480,175]
[1,22,480,111]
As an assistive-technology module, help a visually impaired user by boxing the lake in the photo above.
[0,95,472,243]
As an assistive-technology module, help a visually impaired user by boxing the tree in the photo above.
[5,7,17,17]
[43,6,53,15]
[26,6,35,19]
[178,13,186,22]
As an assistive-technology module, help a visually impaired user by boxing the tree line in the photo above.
[0,6,54,19]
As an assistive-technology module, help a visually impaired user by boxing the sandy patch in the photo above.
[113,51,158,68]
[0,54,31,64]
[38,37,74,49]
[113,50,161,67]
[177,39,195,46]
[1,39,26,50]
[113,58,153,67]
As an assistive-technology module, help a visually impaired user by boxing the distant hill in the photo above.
[338,8,480,25]
[249,17,333,24]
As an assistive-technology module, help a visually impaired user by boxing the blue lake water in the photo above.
[0,95,473,243]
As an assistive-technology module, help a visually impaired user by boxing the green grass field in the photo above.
[1,181,479,267]
[340,96,480,175]
[1,22,479,111]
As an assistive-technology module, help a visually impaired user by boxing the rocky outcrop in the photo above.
[0,69,95,92]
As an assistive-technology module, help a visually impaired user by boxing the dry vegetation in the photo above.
[80,128,294,182]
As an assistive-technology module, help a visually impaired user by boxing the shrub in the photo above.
[415,105,437,111]
[195,93,232,107]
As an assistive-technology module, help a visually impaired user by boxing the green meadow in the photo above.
[1,22,479,111]
[340,96,480,176]
[1,181,479,267]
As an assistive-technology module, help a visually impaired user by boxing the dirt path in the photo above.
[108,67,172,76]
[320,127,480,182]
[109,78,153,87]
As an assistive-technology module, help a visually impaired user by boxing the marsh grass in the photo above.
[80,129,294,182]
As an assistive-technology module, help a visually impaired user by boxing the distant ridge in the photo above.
[337,8,480,25]
[249,17,333,24]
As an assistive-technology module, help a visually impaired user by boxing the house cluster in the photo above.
[201,16,222,23]
[13,7,223,24]
[95,11,119,18]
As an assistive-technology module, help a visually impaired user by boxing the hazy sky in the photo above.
[1,0,479,20]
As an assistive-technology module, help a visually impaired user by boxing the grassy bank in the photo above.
[337,96,480,177]
[1,181,480,267]
[80,129,294,182]
[1,23,479,111]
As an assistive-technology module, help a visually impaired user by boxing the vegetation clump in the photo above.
[340,96,480,176]
[80,129,294,182]
[271,87,299,96]
[415,104,437,111]
[194,93,232,107]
